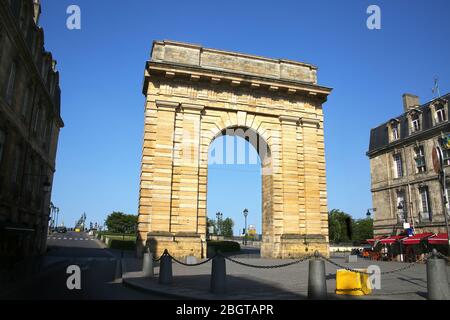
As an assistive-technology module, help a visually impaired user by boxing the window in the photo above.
[443,149,450,166]
[21,85,32,117]
[436,105,447,124]
[5,62,17,104]
[419,186,431,221]
[10,146,21,184]
[33,105,41,133]
[411,113,421,132]
[41,58,48,83]
[393,153,403,178]
[414,146,426,173]
[20,10,29,39]
[46,121,54,151]
[26,158,34,192]
[392,124,399,140]
[0,129,5,165]
[40,109,46,139]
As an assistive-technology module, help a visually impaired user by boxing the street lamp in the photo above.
[55,207,60,228]
[243,208,248,246]
[49,202,55,233]
[216,211,223,236]
[397,201,405,224]
[366,208,376,218]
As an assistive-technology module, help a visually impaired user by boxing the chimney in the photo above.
[33,0,41,25]
[402,93,420,112]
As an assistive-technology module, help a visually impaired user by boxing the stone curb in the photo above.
[121,258,203,300]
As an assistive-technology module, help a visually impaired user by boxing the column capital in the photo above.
[300,118,320,128]
[155,100,179,112]
[182,103,204,114]
[279,115,300,125]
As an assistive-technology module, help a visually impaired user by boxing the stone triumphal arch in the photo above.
[137,40,332,259]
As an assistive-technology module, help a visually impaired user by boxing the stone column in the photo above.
[142,100,178,257]
[169,103,204,258]
[300,117,328,255]
[279,116,300,233]
[279,116,302,258]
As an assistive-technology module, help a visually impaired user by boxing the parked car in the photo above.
[56,226,67,233]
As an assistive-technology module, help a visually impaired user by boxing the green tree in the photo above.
[220,217,234,237]
[352,218,374,243]
[105,212,137,234]
[328,209,353,243]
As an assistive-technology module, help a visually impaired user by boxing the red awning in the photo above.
[380,235,407,245]
[366,235,385,246]
[402,233,434,245]
[428,233,449,245]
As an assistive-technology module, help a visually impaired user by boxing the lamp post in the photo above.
[397,201,405,225]
[366,208,376,219]
[55,207,60,229]
[49,202,55,233]
[216,211,223,236]
[433,144,450,255]
[243,208,248,246]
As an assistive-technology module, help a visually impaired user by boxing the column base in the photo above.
[280,234,329,258]
[145,232,205,259]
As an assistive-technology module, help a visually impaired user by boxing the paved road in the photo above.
[3,231,167,300]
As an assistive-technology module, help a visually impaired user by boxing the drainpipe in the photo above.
[403,145,415,232]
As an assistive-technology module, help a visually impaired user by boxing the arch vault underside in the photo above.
[137,40,333,259]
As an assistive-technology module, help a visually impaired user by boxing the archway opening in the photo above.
[206,127,272,257]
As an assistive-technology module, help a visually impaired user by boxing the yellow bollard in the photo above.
[335,269,372,296]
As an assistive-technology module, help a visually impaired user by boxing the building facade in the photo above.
[0,0,63,263]
[368,93,450,236]
[138,40,332,259]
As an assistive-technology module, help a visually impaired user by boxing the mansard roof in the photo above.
[367,93,450,157]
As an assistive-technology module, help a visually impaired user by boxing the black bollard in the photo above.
[210,255,227,294]
[142,252,154,277]
[427,249,450,300]
[308,251,327,300]
[159,250,173,285]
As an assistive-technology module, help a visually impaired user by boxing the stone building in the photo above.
[368,93,450,236]
[138,40,332,259]
[0,0,63,262]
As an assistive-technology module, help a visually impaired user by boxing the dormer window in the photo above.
[388,119,400,142]
[435,103,447,124]
[392,125,399,140]
[410,111,421,133]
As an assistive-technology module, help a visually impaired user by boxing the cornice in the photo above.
[144,61,332,104]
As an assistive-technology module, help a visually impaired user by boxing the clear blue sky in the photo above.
[40,0,450,234]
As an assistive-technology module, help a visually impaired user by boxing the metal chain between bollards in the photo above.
[317,252,430,275]
[220,253,315,269]
[168,253,217,266]
[152,249,443,274]
[435,251,450,263]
